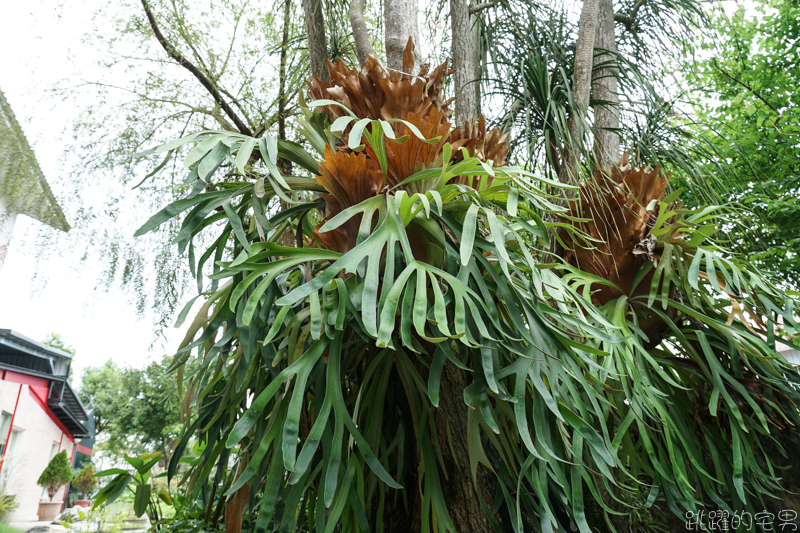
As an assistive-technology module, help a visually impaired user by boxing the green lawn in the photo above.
[0,524,24,533]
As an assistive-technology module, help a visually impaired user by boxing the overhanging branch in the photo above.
[469,1,497,15]
[614,0,645,32]
[711,60,799,137]
[140,0,253,136]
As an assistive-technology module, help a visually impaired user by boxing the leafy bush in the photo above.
[0,494,18,521]
[37,450,73,501]
[73,464,98,499]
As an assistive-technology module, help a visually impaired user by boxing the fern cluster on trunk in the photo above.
[134,43,800,532]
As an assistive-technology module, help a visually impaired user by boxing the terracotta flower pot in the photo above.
[74,499,92,508]
[37,500,63,521]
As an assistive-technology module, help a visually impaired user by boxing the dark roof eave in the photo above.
[47,400,90,439]
[0,361,59,381]
[0,329,74,360]
[62,380,89,421]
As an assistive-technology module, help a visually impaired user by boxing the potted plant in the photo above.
[37,450,73,521]
[72,464,97,507]
[0,494,18,524]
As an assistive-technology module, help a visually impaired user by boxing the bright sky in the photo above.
[0,0,184,384]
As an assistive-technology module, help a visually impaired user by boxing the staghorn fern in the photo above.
[133,44,800,532]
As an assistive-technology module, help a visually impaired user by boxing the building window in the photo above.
[7,430,21,457]
[0,427,22,493]
[0,412,11,454]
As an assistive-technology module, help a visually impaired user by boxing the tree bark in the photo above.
[559,0,600,187]
[592,0,620,164]
[350,0,375,67]
[547,0,600,262]
[384,0,421,71]
[450,0,481,124]
[277,0,295,247]
[278,0,292,168]
[303,0,329,81]
[433,364,494,532]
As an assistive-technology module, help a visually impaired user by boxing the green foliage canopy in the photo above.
[686,0,800,286]
[136,83,800,530]
[78,358,181,462]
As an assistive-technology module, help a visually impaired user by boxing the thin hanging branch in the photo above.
[140,0,253,136]
[711,60,799,137]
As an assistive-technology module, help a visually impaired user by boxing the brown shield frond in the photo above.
[562,153,671,306]
[307,39,513,253]
[449,116,511,167]
[448,116,511,189]
[307,40,454,126]
[313,145,383,253]
[366,108,451,189]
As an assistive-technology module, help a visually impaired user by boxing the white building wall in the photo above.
[779,345,800,367]
[0,376,74,521]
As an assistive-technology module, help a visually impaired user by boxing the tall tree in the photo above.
[685,0,800,287]
[450,0,481,124]
[78,358,181,465]
[560,0,599,186]
[303,0,330,80]
[135,38,800,532]
[591,0,620,164]
[384,0,421,70]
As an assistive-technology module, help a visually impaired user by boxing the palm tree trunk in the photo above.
[303,0,329,81]
[592,0,620,164]
[451,0,481,124]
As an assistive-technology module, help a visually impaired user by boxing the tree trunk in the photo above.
[592,0,620,165]
[559,0,600,187]
[384,0,421,71]
[350,0,375,67]
[303,0,329,81]
[547,0,600,262]
[450,0,481,124]
[433,364,494,532]
[278,0,295,247]
[278,0,292,172]
[382,363,495,533]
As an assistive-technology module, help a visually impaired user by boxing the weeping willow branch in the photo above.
[140,0,254,136]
